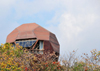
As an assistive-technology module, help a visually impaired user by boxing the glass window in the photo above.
[30,41,32,44]
[32,41,35,44]
[26,44,28,47]
[16,40,36,48]
[26,41,28,47]
[23,41,26,45]
[19,42,22,46]
[32,41,35,45]
[39,41,43,50]
[23,41,26,47]
[29,43,32,47]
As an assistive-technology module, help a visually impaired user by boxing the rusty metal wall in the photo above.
[44,40,54,53]
[49,33,60,53]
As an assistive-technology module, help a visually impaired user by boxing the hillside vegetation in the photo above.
[0,43,100,71]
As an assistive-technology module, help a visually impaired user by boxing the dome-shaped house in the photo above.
[6,23,60,58]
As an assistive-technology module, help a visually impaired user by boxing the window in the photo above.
[16,40,36,47]
[33,40,44,54]
[39,41,43,50]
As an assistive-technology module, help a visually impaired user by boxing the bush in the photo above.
[0,43,64,71]
[60,49,100,71]
[0,43,100,71]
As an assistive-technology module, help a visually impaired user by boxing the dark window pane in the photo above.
[29,43,33,46]
[27,41,29,44]
[16,40,36,47]
[23,41,26,47]
[23,42,26,45]
[26,44,28,47]
[30,41,32,44]
[27,41,30,47]
[19,42,22,46]
[32,41,35,43]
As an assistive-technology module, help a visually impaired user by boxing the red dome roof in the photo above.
[6,23,59,53]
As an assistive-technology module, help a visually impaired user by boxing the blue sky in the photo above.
[0,0,100,56]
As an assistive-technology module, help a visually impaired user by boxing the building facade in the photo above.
[6,23,60,58]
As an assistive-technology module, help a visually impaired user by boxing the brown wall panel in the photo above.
[50,33,55,39]
[50,37,59,45]
[44,40,54,53]
[50,33,59,45]
[50,42,59,53]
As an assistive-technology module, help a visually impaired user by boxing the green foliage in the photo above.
[0,43,64,71]
[0,43,100,71]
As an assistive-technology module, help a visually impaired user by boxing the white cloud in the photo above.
[47,0,100,56]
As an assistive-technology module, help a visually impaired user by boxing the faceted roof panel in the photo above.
[6,23,38,43]
[49,33,59,53]
[34,26,50,40]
